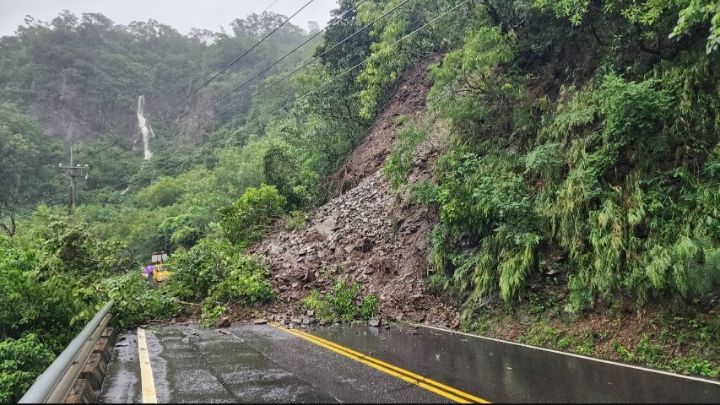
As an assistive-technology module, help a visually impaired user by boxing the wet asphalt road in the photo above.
[313,323,720,403]
[99,322,720,403]
[99,323,443,403]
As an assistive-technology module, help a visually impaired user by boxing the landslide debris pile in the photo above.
[252,57,458,327]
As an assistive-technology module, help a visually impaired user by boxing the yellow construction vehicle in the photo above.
[152,263,172,282]
[145,251,172,282]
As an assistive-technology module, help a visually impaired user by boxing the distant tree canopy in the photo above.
[0,103,64,208]
[0,10,318,210]
[0,10,316,143]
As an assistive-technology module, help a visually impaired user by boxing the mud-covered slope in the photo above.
[252,56,458,327]
[329,55,441,196]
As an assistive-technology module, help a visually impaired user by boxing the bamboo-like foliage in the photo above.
[420,0,720,314]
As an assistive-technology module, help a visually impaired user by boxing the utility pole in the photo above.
[58,146,90,215]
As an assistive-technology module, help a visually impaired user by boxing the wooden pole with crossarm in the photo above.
[58,145,90,215]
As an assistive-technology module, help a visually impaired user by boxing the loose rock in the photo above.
[247,56,457,329]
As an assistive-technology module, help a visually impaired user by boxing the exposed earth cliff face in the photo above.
[251,56,458,327]
[329,55,442,197]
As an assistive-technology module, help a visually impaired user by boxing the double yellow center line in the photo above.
[269,322,489,403]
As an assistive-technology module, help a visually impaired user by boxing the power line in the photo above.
[80,0,320,164]
[78,0,371,163]
[102,0,469,193]
[262,0,280,13]
[238,0,471,127]
[38,0,319,209]
[161,0,317,117]
[94,0,407,186]
[71,1,374,193]
[179,0,372,125]
[178,0,413,125]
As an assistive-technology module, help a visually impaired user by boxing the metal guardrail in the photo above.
[19,300,114,404]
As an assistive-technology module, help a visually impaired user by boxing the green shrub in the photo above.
[263,145,310,209]
[669,0,720,54]
[199,254,274,324]
[200,303,227,328]
[136,176,183,208]
[0,250,47,336]
[428,149,541,304]
[330,281,360,321]
[303,290,334,321]
[359,294,380,320]
[428,25,518,142]
[168,236,275,327]
[156,213,204,251]
[167,238,230,301]
[411,180,439,204]
[304,281,380,322]
[0,241,88,350]
[425,50,720,314]
[284,210,307,231]
[37,218,130,278]
[597,74,673,170]
[557,337,572,350]
[675,358,720,379]
[0,334,55,403]
[219,185,286,247]
[99,272,181,330]
[383,121,427,189]
[205,255,275,306]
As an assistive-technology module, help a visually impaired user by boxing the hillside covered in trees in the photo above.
[2,0,720,401]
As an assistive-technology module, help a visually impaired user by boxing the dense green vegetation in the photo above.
[0,213,127,401]
[304,281,380,322]
[382,0,720,377]
[414,0,720,315]
[0,5,376,401]
[2,0,720,401]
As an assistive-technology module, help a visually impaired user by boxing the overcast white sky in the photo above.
[0,0,339,37]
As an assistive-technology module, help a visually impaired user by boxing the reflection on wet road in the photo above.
[313,323,720,403]
[99,323,444,403]
[99,322,720,403]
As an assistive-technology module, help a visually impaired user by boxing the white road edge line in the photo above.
[408,322,720,386]
[137,327,158,403]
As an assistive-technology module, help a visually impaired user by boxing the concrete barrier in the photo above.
[64,380,95,404]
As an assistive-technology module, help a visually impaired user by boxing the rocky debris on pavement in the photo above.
[252,171,457,328]
[216,317,231,328]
